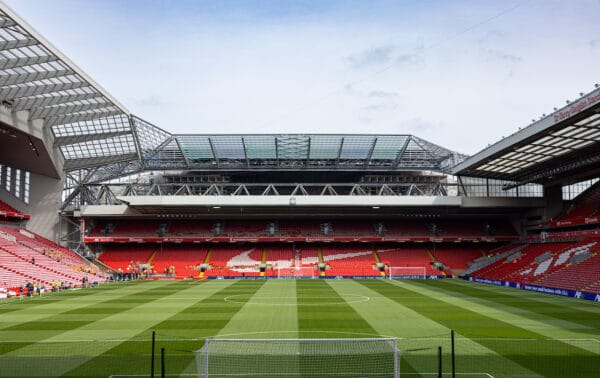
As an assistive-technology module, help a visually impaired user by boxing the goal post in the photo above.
[388,266,427,279]
[195,338,400,378]
[277,266,316,279]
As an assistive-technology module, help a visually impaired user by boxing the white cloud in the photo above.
[346,45,396,69]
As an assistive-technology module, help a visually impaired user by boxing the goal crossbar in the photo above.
[196,337,400,377]
[388,266,427,279]
[277,266,316,278]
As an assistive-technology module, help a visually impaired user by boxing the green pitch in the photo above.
[0,279,598,377]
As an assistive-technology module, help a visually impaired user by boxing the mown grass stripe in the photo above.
[215,279,299,338]
[65,280,265,378]
[0,281,146,322]
[342,280,542,377]
[418,280,600,334]
[296,279,418,377]
[0,281,137,316]
[404,280,600,357]
[363,279,598,378]
[0,281,182,353]
[0,281,201,377]
[326,280,448,376]
[450,279,600,315]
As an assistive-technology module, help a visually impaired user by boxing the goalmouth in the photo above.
[388,267,427,279]
[195,337,400,377]
[277,266,316,279]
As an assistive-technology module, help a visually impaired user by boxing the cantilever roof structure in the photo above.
[453,87,600,187]
[133,116,465,173]
[0,2,135,172]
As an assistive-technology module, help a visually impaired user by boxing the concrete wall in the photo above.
[0,172,63,242]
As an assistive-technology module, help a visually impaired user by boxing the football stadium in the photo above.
[0,1,599,377]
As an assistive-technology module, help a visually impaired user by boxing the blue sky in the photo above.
[5,0,600,154]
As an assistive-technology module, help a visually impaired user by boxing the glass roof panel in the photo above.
[562,127,584,137]
[516,144,538,153]
[560,139,584,149]
[133,117,171,155]
[576,128,600,138]
[552,126,577,136]
[370,136,409,159]
[340,136,376,159]
[575,113,600,126]
[570,140,595,149]
[585,130,600,139]
[52,114,129,137]
[210,136,245,159]
[308,135,342,159]
[155,138,184,161]
[177,136,214,161]
[534,136,554,144]
[244,136,276,159]
[60,134,135,159]
[276,135,310,159]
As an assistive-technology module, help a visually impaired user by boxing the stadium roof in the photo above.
[134,116,466,173]
[0,2,466,186]
[453,87,600,187]
[0,2,135,172]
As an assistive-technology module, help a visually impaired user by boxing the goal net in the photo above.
[388,267,427,279]
[277,266,316,278]
[195,338,400,377]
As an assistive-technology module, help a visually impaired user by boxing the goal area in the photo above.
[277,266,316,279]
[388,266,427,279]
[195,338,400,377]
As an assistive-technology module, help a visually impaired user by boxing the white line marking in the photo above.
[223,293,370,306]
[1,335,596,344]
[108,373,494,377]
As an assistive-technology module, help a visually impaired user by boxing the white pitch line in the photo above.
[2,336,596,344]
[108,374,495,377]
[223,293,370,306]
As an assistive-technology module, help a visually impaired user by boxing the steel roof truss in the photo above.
[29,99,110,120]
[0,77,87,101]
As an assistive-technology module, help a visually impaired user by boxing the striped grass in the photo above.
[0,279,597,377]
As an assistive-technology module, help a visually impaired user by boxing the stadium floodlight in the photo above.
[388,266,427,280]
[195,338,400,378]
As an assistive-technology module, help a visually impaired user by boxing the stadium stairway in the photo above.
[467,244,553,281]
[98,245,155,272]
[318,247,325,276]
[198,248,212,278]
[0,229,108,290]
[505,240,598,283]
[260,248,267,277]
[151,245,209,278]
[531,242,600,292]
[146,248,159,265]
[372,248,386,277]
[378,247,438,276]
[432,245,490,276]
